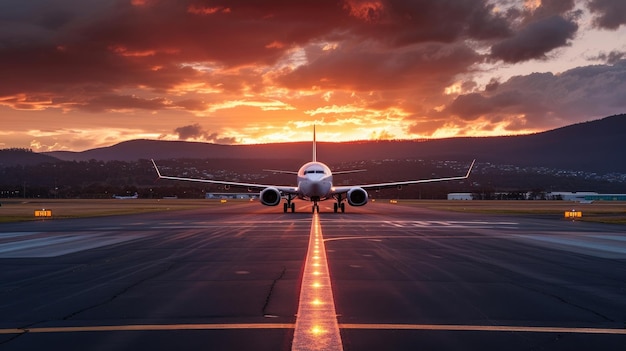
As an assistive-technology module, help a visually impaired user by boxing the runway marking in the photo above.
[0,233,145,258]
[512,233,626,258]
[323,220,519,229]
[0,324,293,334]
[340,324,626,334]
[324,235,520,242]
[0,232,40,239]
[292,213,344,351]
[1,323,624,335]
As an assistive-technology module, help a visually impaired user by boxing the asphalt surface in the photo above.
[0,201,625,350]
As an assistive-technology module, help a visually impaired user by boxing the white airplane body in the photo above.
[152,128,474,213]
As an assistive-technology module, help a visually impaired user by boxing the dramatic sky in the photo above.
[1,0,625,151]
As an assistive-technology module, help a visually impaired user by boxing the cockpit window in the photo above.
[305,170,325,174]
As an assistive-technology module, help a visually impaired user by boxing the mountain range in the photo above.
[1,114,623,174]
[39,114,626,174]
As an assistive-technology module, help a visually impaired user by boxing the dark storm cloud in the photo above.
[0,0,514,99]
[490,15,578,63]
[592,50,626,64]
[77,94,171,112]
[174,123,236,144]
[519,0,577,23]
[343,0,511,45]
[445,59,626,128]
[175,123,205,140]
[587,0,626,29]
[0,0,339,96]
[279,41,479,92]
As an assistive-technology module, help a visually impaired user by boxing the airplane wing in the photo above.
[332,169,367,175]
[331,159,475,194]
[263,169,299,175]
[151,160,298,194]
[263,169,367,175]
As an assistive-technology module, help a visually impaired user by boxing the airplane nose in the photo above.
[314,181,331,196]
[304,180,331,197]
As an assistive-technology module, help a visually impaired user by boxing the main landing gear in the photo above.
[333,194,345,213]
[333,202,345,213]
[283,195,295,213]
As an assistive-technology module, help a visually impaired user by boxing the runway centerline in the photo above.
[292,213,343,351]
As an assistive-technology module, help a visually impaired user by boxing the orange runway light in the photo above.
[292,213,343,350]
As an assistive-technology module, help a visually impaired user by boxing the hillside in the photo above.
[43,114,626,174]
[0,148,59,167]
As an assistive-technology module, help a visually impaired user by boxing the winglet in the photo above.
[465,159,476,178]
[151,159,163,178]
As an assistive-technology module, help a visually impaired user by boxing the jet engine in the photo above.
[347,187,368,206]
[260,187,281,206]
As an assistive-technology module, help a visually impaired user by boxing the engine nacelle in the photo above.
[347,187,368,206]
[260,187,281,206]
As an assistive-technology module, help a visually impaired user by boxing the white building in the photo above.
[447,193,473,200]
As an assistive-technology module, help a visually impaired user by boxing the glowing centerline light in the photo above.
[292,213,343,350]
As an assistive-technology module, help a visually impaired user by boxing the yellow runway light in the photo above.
[292,213,343,350]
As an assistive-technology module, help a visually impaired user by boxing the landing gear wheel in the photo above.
[312,204,319,213]
[333,203,338,213]
[340,203,345,213]
[291,203,295,213]
[283,203,288,213]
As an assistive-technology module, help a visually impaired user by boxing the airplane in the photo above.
[113,192,139,199]
[151,127,475,213]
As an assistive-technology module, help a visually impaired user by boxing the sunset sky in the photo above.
[1,0,625,151]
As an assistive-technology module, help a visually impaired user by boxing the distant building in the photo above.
[546,192,626,202]
[206,192,257,200]
[448,191,626,202]
[447,193,473,200]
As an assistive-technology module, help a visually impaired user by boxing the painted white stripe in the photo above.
[1,323,624,335]
[292,213,343,351]
[0,324,293,334]
[0,234,144,258]
[340,324,626,334]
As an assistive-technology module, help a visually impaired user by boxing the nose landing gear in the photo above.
[312,202,319,213]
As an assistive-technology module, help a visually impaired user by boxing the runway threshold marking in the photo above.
[2,323,625,335]
[291,213,344,351]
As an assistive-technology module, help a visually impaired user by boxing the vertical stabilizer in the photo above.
[312,125,317,162]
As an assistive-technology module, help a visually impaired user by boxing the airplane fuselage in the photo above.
[297,161,333,201]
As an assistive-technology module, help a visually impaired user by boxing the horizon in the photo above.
[32,113,617,153]
[1,1,626,152]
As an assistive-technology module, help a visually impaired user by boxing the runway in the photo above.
[0,201,625,350]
